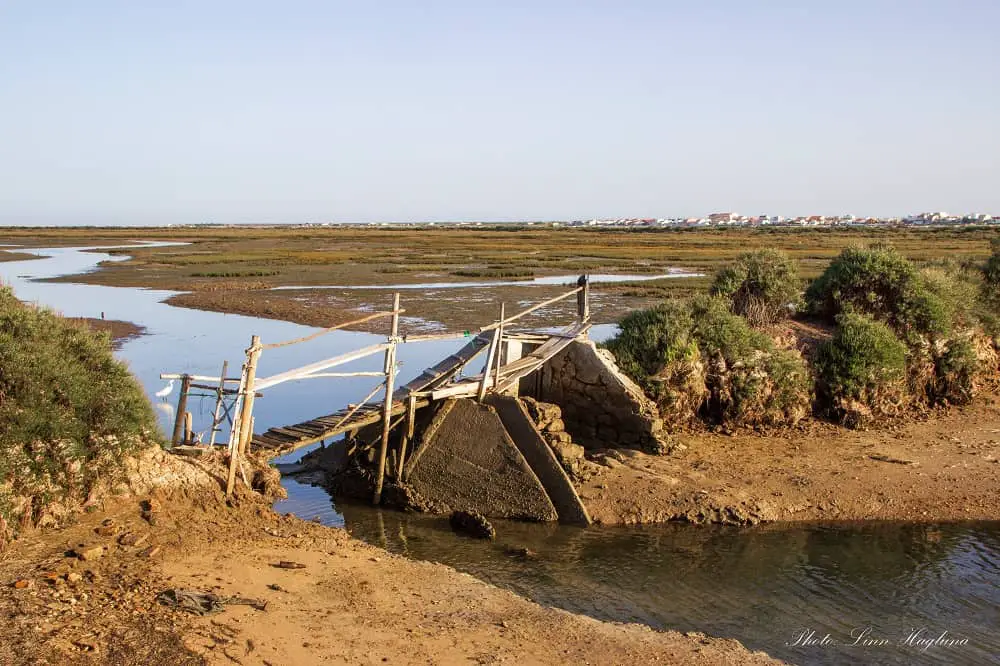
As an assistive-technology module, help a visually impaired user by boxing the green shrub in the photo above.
[815,313,908,428]
[0,286,159,540]
[605,297,811,428]
[930,337,981,405]
[805,244,950,341]
[603,301,704,424]
[710,249,800,326]
[980,238,1000,336]
[690,297,811,427]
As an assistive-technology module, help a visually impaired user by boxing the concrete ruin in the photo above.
[403,399,559,522]
[299,336,669,526]
[526,340,670,453]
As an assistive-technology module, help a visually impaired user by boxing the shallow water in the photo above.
[289,492,1000,666]
[3,244,998,665]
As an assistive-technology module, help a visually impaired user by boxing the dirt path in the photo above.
[0,485,780,665]
[579,395,1000,525]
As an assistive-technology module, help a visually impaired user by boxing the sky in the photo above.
[0,1,998,226]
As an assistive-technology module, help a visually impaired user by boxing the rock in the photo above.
[449,511,496,540]
[546,430,573,445]
[549,440,585,463]
[65,572,83,584]
[13,579,33,590]
[252,466,286,499]
[503,546,538,560]
[272,561,307,569]
[74,545,105,561]
[139,498,161,526]
[542,418,566,433]
[118,532,149,547]
[95,520,120,537]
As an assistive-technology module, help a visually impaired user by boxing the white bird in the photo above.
[155,379,175,400]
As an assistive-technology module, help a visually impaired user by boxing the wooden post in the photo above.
[494,303,505,389]
[396,394,418,480]
[208,360,228,446]
[227,336,262,497]
[373,293,400,505]
[183,412,193,445]
[577,275,590,322]
[170,374,193,448]
[479,304,504,401]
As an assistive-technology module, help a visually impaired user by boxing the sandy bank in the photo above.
[0,453,780,666]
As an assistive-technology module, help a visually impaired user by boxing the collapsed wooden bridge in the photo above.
[162,277,593,501]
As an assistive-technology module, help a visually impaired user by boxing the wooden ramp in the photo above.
[249,325,587,456]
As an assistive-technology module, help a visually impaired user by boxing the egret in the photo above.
[155,379,175,400]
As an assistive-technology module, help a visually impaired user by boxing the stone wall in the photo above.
[536,340,669,452]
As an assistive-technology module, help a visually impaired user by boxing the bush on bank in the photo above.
[814,313,908,428]
[804,244,950,342]
[710,248,800,327]
[604,296,811,429]
[609,239,1000,432]
[0,286,159,544]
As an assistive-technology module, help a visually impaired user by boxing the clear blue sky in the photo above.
[1,1,997,225]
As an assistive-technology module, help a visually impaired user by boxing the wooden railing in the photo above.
[160,276,592,499]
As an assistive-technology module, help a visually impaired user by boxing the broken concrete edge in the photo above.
[486,395,591,526]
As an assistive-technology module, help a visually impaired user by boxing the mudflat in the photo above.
[579,394,1000,525]
[4,225,996,331]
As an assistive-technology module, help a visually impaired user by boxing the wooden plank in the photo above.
[254,343,390,391]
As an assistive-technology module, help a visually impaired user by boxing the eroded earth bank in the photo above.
[0,449,780,665]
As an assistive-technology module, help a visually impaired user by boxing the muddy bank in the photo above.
[0,250,42,262]
[69,317,147,349]
[578,395,1000,526]
[0,453,780,665]
[164,283,667,334]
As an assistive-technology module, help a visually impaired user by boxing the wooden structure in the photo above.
[161,277,592,499]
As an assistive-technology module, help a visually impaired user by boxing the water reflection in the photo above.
[330,497,999,666]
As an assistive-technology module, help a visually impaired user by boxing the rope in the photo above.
[260,310,399,350]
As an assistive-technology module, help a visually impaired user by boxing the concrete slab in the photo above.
[405,399,558,521]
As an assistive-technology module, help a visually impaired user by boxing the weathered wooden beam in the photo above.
[254,343,389,391]
[479,286,582,332]
[396,394,418,480]
[260,309,402,350]
[373,293,401,505]
[227,336,262,497]
[208,360,228,448]
[170,375,193,448]
[161,373,241,383]
[401,332,474,343]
